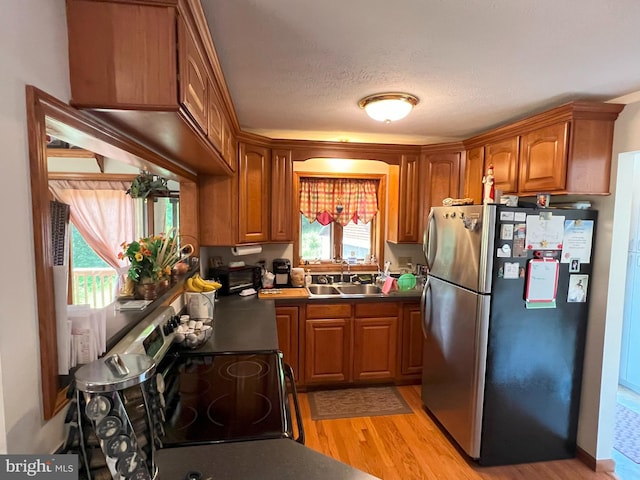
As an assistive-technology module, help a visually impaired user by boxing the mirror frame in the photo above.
[26,86,197,419]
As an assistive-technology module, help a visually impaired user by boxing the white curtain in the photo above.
[49,180,134,272]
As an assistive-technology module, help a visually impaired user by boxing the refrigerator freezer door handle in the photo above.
[421,278,432,338]
[424,210,436,270]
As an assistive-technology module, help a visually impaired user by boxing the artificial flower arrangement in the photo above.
[118,229,181,284]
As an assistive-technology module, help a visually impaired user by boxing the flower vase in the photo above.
[138,282,158,301]
[158,276,170,293]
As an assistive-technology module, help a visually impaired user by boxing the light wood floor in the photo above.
[297,385,619,480]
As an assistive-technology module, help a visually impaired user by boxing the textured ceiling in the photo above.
[200,0,640,145]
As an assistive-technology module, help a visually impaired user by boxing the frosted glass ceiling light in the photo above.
[358,93,419,123]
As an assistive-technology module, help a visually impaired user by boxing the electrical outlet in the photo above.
[399,256,412,266]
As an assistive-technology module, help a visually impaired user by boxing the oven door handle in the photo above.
[283,363,305,445]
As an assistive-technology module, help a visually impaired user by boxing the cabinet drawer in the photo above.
[355,302,398,318]
[306,303,351,319]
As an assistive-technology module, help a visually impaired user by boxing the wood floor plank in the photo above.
[298,385,619,480]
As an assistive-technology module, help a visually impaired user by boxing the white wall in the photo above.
[0,0,70,453]
[576,98,640,460]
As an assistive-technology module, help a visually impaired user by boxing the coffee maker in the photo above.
[273,258,291,287]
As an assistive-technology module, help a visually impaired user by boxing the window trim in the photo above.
[293,171,386,272]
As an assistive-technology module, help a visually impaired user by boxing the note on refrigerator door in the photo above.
[561,219,594,263]
[525,215,565,250]
[525,258,559,302]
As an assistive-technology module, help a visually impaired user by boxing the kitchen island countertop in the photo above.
[155,438,379,479]
[195,294,280,353]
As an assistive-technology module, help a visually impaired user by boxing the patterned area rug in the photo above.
[614,403,640,464]
[308,386,412,420]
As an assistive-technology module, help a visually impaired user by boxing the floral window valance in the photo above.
[299,177,380,226]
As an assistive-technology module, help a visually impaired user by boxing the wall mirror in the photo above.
[26,86,197,419]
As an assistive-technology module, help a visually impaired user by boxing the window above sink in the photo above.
[294,167,387,273]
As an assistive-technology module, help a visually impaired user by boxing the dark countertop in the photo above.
[106,272,194,352]
[155,439,379,479]
[196,294,280,353]
[159,293,379,480]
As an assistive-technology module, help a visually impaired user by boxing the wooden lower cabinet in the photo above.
[353,317,397,381]
[400,302,423,379]
[304,303,352,385]
[275,306,299,377]
[303,302,402,386]
[305,318,352,384]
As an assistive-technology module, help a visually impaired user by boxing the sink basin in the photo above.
[335,284,383,296]
[307,285,340,296]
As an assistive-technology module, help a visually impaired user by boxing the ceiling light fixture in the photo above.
[358,92,419,123]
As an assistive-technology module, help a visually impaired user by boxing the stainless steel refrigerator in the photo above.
[421,204,597,466]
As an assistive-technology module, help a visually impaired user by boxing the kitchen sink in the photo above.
[306,283,385,298]
[335,284,383,296]
[307,285,341,296]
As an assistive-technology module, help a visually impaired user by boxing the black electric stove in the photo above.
[162,351,303,447]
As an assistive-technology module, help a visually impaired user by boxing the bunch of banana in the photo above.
[185,273,222,293]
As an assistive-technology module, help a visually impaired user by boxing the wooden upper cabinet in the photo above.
[67,0,178,109]
[65,0,234,176]
[222,119,237,172]
[465,102,623,196]
[199,173,238,246]
[178,17,208,134]
[463,146,485,204]
[388,154,420,243]
[486,137,519,194]
[422,152,461,214]
[238,143,272,244]
[207,79,224,153]
[271,150,294,242]
[518,122,568,193]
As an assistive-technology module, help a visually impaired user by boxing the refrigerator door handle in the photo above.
[424,210,436,270]
[421,277,432,338]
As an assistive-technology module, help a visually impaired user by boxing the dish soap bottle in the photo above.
[304,269,312,287]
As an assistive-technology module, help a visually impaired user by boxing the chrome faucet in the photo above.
[340,259,350,281]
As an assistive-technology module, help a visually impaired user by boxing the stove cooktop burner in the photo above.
[207,392,273,426]
[173,405,198,431]
[162,352,289,447]
[221,358,271,380]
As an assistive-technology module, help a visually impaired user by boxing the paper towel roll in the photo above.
[231,245,263,256]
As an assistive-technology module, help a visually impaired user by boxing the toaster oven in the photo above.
[208,265,262,295]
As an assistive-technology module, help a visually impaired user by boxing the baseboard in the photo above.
[576,446,616,472]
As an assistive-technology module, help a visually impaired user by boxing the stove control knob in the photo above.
[163,320,178,336]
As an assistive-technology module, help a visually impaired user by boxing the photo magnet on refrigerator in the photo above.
[496,244,511,258]
[500,224,514,240]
